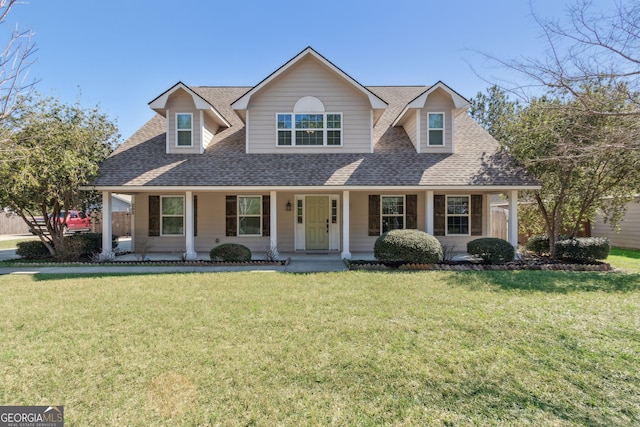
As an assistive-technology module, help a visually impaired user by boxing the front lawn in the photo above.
[1,271,638,425]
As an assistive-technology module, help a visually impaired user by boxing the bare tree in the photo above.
[481,1,640,117]
[0,0,37,144]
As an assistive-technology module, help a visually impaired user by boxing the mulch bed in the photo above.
[346,258,612,272]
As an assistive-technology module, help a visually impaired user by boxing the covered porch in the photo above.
[98,189,522,261]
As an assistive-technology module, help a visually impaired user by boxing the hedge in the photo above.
[210,243,252,262]
[555,237,611,261]
[467,238,515,264]
[374,229,442,264]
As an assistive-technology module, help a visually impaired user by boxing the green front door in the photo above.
[305,196,329,250]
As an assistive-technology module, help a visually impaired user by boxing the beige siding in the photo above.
[133,192,187,252]
[420,88,455,154]
[403,110,418,150]
[202,115,219,150]
[165,89,202,154]
[247,55,373,154]
[592,198,640,249]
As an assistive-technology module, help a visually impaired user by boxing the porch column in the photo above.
[184,191,197,260]
[270,191,279,259]
[508,190,519,252]
[341,190,351,259]
[100,191,113,260]
[425,190,434,234]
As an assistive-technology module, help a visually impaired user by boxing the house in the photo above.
[591,196,640,249]
[89,47,539,259]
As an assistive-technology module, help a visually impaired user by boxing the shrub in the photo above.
[16,240,51,259]
[467,238,515,264]
[67,233,119,256]
[555,237,611,262]
[210,243,252,262]
[525,234,570,256]
[374,229,443,264]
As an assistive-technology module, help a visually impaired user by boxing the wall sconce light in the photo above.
[286,201,292,211]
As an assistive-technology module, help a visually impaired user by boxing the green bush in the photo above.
[525,234,571,256]
[467,238,515,264]
[555,237,611,262]
[210,243,252,262]
[374,229,443,264]
[67,233,119,256]
[16,240,51,259]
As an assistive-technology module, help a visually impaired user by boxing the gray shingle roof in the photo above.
[93,86,538,189]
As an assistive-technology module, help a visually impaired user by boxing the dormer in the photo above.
[392,81,469,154]
[231,47,388,154]
[149,82,231,154]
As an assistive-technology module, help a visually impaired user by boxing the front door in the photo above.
[305,196,329,250]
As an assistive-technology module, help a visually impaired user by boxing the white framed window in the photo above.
[446,195,470,235]
[276,112,342,146]
[427,112,444,146]
[176,113,193,147]
[238,196,262,236]
[381,196,405,233]
[161,196,184,236]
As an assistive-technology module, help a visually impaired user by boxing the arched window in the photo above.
[276,97,342,146]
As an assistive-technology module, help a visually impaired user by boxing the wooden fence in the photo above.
[0,211,131,236]
[0,213,30,234]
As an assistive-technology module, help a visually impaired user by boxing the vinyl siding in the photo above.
[165,90,202,154]
[404,109,418,151]
[202,114,219,150]
[420,88,455,154]
[246,55,372,154]
[592,197,640,249]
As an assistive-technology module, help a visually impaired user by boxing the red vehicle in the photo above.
[29,210,92,234]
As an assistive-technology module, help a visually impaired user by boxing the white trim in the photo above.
[184,191,196,260]
[392,81,469,127]
[445,194,471,236]
[149,82,231,128]
[100,191,113,260]
[237,195,263,236]
[275,112,343,147]
[425,190,434,234]
[508,190,518,249]
[381,195,406,233]
[270,191,278,257]
[342,190,351,259]
[176,112,194,147]
[231,47,388,111]
[450,109,455,152]
[427,112,445,147]
[87,185,541,192]
[160,195,185,237]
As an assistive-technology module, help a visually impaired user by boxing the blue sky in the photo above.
[8,0,616,141]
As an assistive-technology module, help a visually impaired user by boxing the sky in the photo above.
[6,0,618,142]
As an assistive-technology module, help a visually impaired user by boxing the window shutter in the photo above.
[434,195,445,236]
[193,195,198,237]
[406,194,418,229]
[368,195,380,236]
[471,195,483,236]
[225,195,237,237]
[148,196,160,237]
[262,195,270,237]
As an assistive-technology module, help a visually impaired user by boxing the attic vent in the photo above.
[294,96,325,112]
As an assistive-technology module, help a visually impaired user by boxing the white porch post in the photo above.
[341,190,351,259]
[425,190,434,234]
[270,191,279,259]
[100,191,113,260]
[508,190,519,251]
[184,191,197,260]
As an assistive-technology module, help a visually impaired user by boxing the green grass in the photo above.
[1,271,639,425]
[0,236,38,250]
[608,247,640,273]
